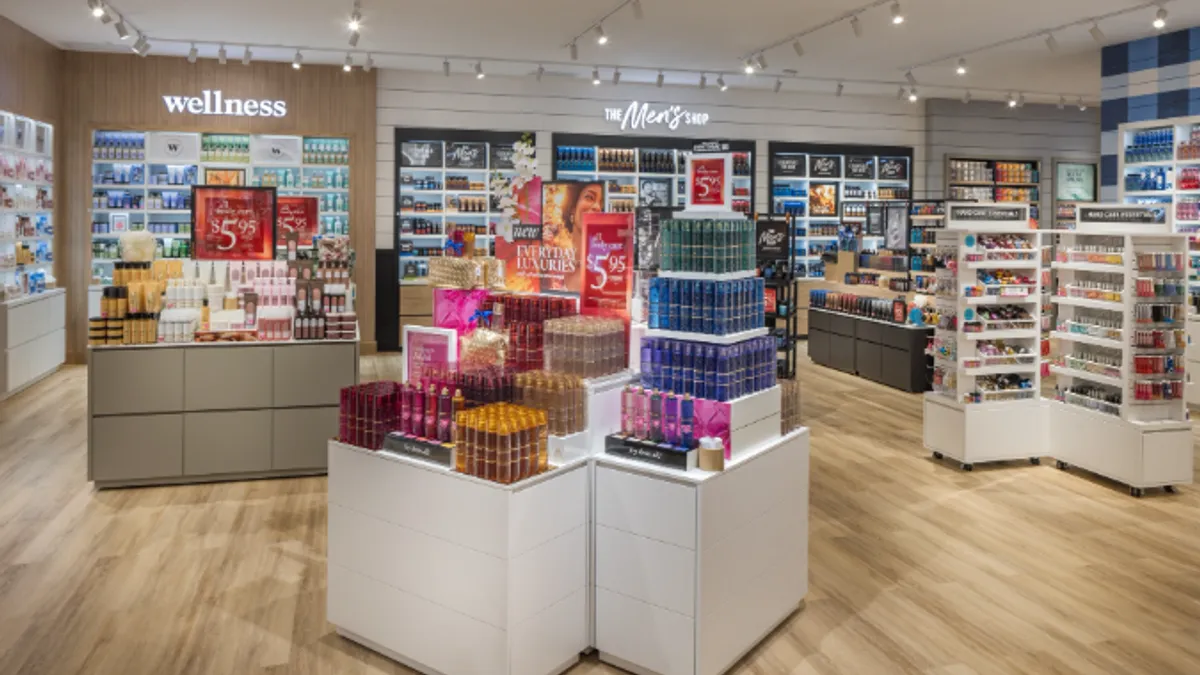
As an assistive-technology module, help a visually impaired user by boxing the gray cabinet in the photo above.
[806,308,932,393]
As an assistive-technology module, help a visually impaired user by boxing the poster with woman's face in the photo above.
[536,181,604,294]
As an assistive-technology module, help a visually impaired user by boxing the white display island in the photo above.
[327,441,591,675]
[0,289,65,400]
[592,428,810,675]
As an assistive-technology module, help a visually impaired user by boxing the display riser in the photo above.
[923,393,1046,467]
[593,429,809,675]
[0,289,66,400]
[722,385,781,461]
[1049,401,1193,491]
[549,371,636,463]
[327,441,589,675]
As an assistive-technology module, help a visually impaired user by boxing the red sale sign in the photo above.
[580,212,634,318]
[686,153,733,211]
[192,186,276,261]
[277,196,319,247]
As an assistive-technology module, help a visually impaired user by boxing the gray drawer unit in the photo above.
[806,308,932,393]
[855,319,883,344]
[828,313,856,338]
[807,329,831,365]
[88,340,359,488]
[855,340,882,382]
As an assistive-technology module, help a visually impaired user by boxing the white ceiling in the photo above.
[3,0,1198,101]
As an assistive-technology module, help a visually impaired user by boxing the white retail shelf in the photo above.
[657,269,757,281]
[1050,331,1123,350]
[1051,296,1124,312]
[1051,261,1125,274]
[963,364,1039,376]
[966,260,1040,270]
[965,295,1039,305]
[1050,364,1124,388]
[644,326,769,345]
[965,329,1040,340]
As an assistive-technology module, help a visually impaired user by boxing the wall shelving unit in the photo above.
[945,156,1042,227]
[0,111,54,297]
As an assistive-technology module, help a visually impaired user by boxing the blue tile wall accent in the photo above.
[1192,88,1200,115]
[1159,89,1190,118]
[1101,98,1128,132]
[1101,155,1118,188]
[1158,30,1192,67]
[1128,37,1160,73]
[1103,43,1129,77]
[1128,93,1160,122]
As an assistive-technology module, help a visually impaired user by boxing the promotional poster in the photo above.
[497,180,601,294]
[402,326,457,383]
[191,186,276,260]
[686,153,732,211]
[277,196,319,247]
[581,212,634,318]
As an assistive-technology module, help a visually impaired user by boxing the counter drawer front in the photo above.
[882,324,924,351]
[92,414,183,482]
[91,348,184,415]
[595,524,696,617]
[595,465,696,550]
[273,407,337,471]
[807,329,830,364]
[596,588,694,675]
[184,346,273,411]
[273,343,357,407]
[183,410,272,476]
[855,318,883,344]
[829,313,856,337]
[808,308,830,332]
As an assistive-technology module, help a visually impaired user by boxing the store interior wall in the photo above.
[924,98,1101,200]
[59,53,379,361]
[1099,26,1200,200]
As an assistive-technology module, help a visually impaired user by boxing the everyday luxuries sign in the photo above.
[604,101,710,131]
[163,90,287,117]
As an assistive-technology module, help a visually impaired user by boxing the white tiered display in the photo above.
[1047,205,1193,497]
[924,203,1046,469]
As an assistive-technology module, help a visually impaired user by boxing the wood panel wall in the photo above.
[60,52,377,362]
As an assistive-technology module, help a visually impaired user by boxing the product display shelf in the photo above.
[554,146,752,212]
[0,288,65,400]
[1116,116,1200,246]
[924,203,1045,470]
[1046,211,1192,496]
[593,427,809,675]
[87,338,359,488]
[769,151,913,280]
[0,111,55,296]
[89,131,350,285]
[944,156,1042,225]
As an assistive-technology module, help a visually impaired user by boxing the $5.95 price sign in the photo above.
[581,212,634,318]
[277,196,319,247]
[192,186,277,261]
[686,153,733,211]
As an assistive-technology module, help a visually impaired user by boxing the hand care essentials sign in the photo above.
[163,90,287,118]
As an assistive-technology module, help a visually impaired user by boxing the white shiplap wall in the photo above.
[924,99,1101,201]
[376,69,928,250]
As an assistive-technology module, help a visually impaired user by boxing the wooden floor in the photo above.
[1,352,1199,675]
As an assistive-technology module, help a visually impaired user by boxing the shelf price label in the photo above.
[277,196,319,247]
[192,186,276,261]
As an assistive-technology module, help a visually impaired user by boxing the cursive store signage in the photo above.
[163,90,288,117]
[604,101,710,132]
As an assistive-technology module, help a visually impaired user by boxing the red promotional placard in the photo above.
[686,154,732,211]
[277,196,319,247]
[192,186,276,260]
[580,212,634,318]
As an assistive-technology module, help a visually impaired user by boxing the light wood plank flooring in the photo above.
[1,353,1198,675]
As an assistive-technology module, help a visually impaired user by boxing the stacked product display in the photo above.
[1048,207,1192,496]
[0,111,55,302]
[924,203,1044,469]
[945,157,1042,225]
[90,131,350,288]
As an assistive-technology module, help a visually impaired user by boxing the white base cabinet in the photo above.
[923,394,1046,468]
[0,289,65,400]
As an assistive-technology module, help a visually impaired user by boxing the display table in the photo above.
[87,339,359,488]
[0,289,66,400]
[327,441,590,675]
[806,307,932,392]
[593,428,810,675]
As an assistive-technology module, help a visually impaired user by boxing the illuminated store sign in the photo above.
[603,101,709,131]
[163,90,288,117]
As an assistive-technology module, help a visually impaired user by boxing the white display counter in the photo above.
[0,289,66,400]
[327,441,590,675]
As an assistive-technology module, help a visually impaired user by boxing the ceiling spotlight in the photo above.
[905,70,917,86]
[187,44,198,64]
[363,54,374,72]
[1154,7,1167,30]
[242,47,252,66]
[99,6,113,23]
[755,53,768,70]
[1058,95,1066,110]
[744,60,755,75]
[595,25,608,45]
[1090,22,1105,43]
[1017,92,1026,108]
[343,54,353,72]
[907,88,918,103]
[570,42,578,61]
[475,61,485,79]
[656,70,664,88]
[718,75,728,91]
[836,82,844,97]
[132,36,150,57]
[955,58,967,76]
[348,7,362,32]
[114,19,129,40]
[1045,32,1059,53]
[632,0,644,20]
[1007,92,1018,108]
[962,90,972,104]
[699,73,707,90]
[443,59,450,76]
[774,78,782,93]
[536,64,545,82]
[851,14,862,37]
[88,0,104,19]
[793,41,805,58]
[592,67,601,86]
[292,50,303,70]
[1078,97,1088,112]
[891,2,904,25]
[612,68,621,85]
[218,44,227,65]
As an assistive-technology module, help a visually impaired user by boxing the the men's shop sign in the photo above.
[163,90,287,117]
[809,156,841,178]
[604,101,710,131]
